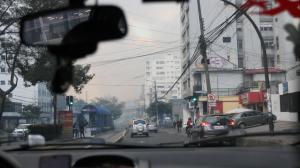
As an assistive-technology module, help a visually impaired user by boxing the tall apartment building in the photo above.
[144,54,181,107]
[180,0,295,114]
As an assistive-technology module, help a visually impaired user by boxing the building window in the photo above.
[1,67,5,72]
[156,72,165,75]
[223,37,231,43]
[157,86,164,89]
[0,81,5,85]
[237,39,243,49]
[276,36,279,50]
[1,55,5,60]
[277,55,280,64]
[264,40,274,49]
[156,67,163,70]
[268,56,275,67]
[156,61,165,64]
[238,57,244,68]
[237,27,242,31]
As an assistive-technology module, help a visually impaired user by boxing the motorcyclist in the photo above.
[186,118,193,137]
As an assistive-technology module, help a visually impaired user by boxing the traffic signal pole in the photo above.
[196,0,214,114]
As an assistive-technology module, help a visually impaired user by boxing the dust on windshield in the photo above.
[0,0,299,148]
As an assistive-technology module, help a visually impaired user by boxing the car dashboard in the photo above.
[1,146,299,168]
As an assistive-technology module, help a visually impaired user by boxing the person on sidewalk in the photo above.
[268,112,275,135]
[73,122,79,139]
[177,119,182,133]
[173,120,177,129]
[79,123,86,139]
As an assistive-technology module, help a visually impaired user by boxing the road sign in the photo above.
[208,94,217,107]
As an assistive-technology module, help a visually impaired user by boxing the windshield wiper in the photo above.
[159,129,300,147]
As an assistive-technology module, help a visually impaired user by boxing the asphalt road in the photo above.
[121,128,188,145]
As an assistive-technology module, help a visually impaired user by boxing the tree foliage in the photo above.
[146,101,172,120]
[91,97,124,120]
[20,104,43,123]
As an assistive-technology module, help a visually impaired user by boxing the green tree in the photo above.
[19,52,94,124]
[0,0,68,125]
[20,104,43,123]
[146,101,172,120]
[92,97,124,120]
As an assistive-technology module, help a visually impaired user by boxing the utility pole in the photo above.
[197,0,214,114]
[154,81,159,126]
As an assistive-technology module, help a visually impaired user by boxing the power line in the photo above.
[160,5,245,99]
[89,44,198,67]
[128,24,179,36]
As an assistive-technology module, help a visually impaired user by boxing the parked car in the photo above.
[147,122,158,133]
[10,124,32,140]
[227,111,277,129]
[131,119,149,137]
[192,114,232,138]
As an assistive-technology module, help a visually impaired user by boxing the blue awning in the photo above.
[81,105,111,115]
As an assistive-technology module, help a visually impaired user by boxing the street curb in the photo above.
[109,129,127,144]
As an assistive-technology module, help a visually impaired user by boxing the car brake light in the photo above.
[227,119,235,126]
[200,122,209,127]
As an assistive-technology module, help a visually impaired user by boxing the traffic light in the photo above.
[69,96,73,105]
[191,96,198,103]
[66,96,74,106]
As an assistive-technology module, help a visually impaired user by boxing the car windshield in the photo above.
[0,0,299,149]
[134,120,146,125]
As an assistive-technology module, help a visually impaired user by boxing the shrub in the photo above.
[28,124,62,141]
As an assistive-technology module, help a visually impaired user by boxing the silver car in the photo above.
[131,119,149,137]
[147,122,158,133]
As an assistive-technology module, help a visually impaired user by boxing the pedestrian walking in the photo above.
[177,119,182,133]
[79,123,85,138]
[173,120,177,129]
[268,112,274,135]
[73,122,79,139]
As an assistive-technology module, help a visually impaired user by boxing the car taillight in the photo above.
[227,119,235,126]
[200,122,209,127]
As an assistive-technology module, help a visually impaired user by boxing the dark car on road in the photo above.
[227,111,277,129]
[191,114,233,139]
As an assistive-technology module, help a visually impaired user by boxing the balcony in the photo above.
[236,81,266,94]
[211,88,239,96]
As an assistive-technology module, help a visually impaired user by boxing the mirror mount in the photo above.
[69,0,86,7]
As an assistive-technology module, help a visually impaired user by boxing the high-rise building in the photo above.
[180,0,294,114]
[144,54,181,107]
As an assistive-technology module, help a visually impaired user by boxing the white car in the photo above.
[10,124,32,139]
[131,119,149,137]
[147,122,158,133]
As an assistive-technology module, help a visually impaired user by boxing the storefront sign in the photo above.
[239,91,265,105]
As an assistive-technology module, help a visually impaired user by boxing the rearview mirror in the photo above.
[20,6,128,46]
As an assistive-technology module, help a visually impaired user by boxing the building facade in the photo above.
[144,54,181,107]
[180,0,295,118]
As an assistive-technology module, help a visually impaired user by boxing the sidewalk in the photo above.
[238,121,300,146]
[245,121,300,133]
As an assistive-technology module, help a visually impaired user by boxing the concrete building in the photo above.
[180,0,294,117]
[144,54,181,107]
